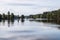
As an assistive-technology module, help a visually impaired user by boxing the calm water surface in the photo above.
[0,19,60,40]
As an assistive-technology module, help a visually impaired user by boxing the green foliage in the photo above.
[0,11,20,20]
[7,11,10,20]
[0,14,2,19]
[29,9,60,21]
[10,13,14,20]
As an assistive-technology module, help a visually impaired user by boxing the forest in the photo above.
[29,9,60,21]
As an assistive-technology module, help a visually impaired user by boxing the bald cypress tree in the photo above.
[0,14,2,20]
[7,11,10,20]
[2,13,5,19]
[11,13,14,20]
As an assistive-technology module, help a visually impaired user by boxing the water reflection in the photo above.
[29,19,60,25]
[8,20,10,27]
[0,19,25,27]
[58,27,60,29]
[11,19,14,25]
[0,19,60,40]
[2,20,5,24]
[0,19,15,27]
[29,19,60,30]
[21,19,25,23]
[0,19,60,28]
[8,19,15,27]
[17,19,20,23]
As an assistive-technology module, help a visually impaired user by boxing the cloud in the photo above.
[7,3,36,6]
[0,0,60,15]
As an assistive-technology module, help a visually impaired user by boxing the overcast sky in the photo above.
[0,0,60,15]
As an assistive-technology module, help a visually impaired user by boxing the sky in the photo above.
[0,0,60,15]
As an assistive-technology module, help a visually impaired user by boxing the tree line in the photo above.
[0,11,21,20]
[29,9,60,20]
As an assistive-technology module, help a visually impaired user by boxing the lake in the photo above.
[0,19,60,40]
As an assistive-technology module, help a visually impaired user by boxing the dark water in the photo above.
[0,19,60,40]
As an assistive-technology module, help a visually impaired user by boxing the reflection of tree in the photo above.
[21,15,25,20]
[21,19,25,23]
[30,19,60,24]
[8,20,10,27]
[8,19,15,27]
[11,19,14,25]
[58,27,60,29]
[21,19,25,25]
[17,19,20,23]
[2,20,5,25]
